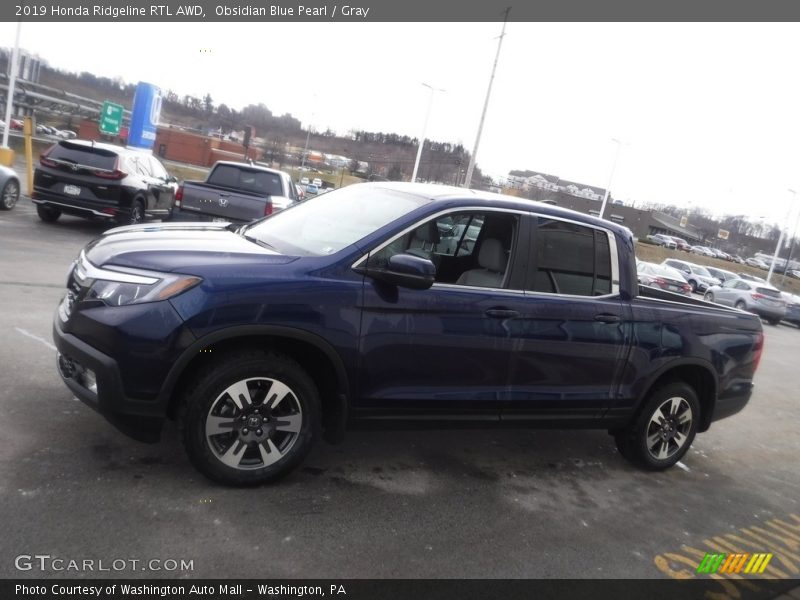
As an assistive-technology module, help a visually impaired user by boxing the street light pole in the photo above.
[463,8,510,189]
[1,21,22,151]
[411,83,444,183]
[779,203,800,287]
[767,189,795,284]
[598,138,622,220]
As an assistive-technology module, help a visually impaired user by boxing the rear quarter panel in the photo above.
[613,294,762,422]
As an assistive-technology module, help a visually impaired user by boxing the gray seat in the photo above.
[456,239,507,287]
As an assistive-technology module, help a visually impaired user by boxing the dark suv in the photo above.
[33,139,177,225]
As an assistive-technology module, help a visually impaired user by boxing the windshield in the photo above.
[243,185,430,256]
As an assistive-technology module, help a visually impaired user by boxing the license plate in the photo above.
[212,217,228,223]
[64,184,81,196]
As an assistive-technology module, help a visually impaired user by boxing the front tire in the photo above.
[689,279,698,293]
[735,300,747,311]
[182,350,320,486]
[704,292,715,303]
[615,381,700,470]
[0,179,19,210]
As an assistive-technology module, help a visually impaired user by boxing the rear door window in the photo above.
[528,217,613,296]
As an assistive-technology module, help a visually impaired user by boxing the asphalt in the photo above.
[1,194,799,590]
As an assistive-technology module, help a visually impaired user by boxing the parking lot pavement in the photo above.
[1,204,799,585]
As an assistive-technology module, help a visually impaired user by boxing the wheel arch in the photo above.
[636,360,718,432]
[162,325,351,443]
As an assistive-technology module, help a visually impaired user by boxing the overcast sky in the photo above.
[4,21,800,226]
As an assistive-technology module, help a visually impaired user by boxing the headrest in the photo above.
[414,221,441,244]
[478,239,506,272]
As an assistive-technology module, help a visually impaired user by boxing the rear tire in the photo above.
[767,318,781,326]
[36,204,61,223]
[0,179,19,210]
[704,292,714,303]
[615,381,700,471]
[119,200,144,225]
[689,279,698,293]
[181,350,320,486]
[735,300,747,311]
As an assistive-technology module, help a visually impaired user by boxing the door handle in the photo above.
[485,308,519,319]
[594,314,621,323]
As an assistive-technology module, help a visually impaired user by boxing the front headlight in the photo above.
[74,252,202,307]
[86,272,202,306]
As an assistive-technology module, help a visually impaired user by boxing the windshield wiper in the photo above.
[243,234,277,251]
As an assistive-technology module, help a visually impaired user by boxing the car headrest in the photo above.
[478,239,506,273]
[414,221,441,244]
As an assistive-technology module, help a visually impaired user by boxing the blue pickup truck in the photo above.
[52,183,764,485]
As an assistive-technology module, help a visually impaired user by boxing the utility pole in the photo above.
[463,8,510,189]
[779,202,800,287]
[767,189,795,284]
[598,138,622,220]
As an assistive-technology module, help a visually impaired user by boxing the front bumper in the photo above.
[53,313,166,442]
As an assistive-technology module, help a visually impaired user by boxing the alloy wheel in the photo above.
[1,180,19,209]
[645,396,693,461]
[205,377,303,470]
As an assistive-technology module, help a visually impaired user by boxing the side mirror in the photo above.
[166,175,178,184]
[365,254,435,290]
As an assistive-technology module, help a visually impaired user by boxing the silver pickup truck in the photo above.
[173,161,298,223]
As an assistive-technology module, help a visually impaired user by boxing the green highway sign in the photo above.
[99,100,124,136]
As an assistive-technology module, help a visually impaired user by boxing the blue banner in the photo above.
[127,82,162,150]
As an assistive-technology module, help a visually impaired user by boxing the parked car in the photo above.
[637,261,691,295]
[0,164,21,210]
[52,182,763,485]
[780,292,800,327]
[709,248,730,261]
[661,259,719,293]
[0,119,6,130]
[665,236,691,251]
[746,257,770,269]
[10,118,24,130]
[705,266,738,285]
[312,177,323,188]
[787,269,800,280]
[32,139,178,225]
[737,272,766,283]
[690,245,715,257]
[704,279,786,325]
[646,234,677,249]
[174,161,298,223]
[300,176,310,185]
[295,184,305,201]
[305,183,320,195]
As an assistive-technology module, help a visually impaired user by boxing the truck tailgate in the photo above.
[180,181,268,222]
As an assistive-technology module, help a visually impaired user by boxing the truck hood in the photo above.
[84,221,297,272]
